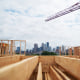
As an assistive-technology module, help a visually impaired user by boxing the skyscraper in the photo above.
[53,48,56,53]
[62,45,65,55]
[41,43,47,51]
[47,42,49,48]
[16,47,20,53]
[56,46,59,54]
[34,43,38,53]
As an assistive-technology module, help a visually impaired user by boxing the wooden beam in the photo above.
[69,48,72,55]
[1,40,5,56]
[13,41,15,55]
[10,40,13,55]
[74,47,78,55]
[45,72,48,80]
[37,62,42,80]
[78,47,80,56]
[0,40,25,42]
[45,72,52,80]
[20,41,21,55]
[5,46,7,56]
[24,40,26,55]
[47,73,52,80]
[8,40,9,55]
[1,40,2,56]
[54,66,71,80]
[50,66,63,80]
[14,40,26,42]
[59,47,61,55]
[64,46,67,55]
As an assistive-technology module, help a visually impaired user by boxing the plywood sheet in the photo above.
[0,56,38,80]
[55,56,80,79]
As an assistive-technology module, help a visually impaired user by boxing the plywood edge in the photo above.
[55,56,80,79]
[50,66,63,80]
[54,66,71,80]
[37,62,42,80]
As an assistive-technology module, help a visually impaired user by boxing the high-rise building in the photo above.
[34,43,38,53]
[47,42,49,48]
[42,43,47,51]
[53,48,56,52]
[17,47,20,51]
[16,47,20,53]
[41,43,45,51]
[46,42,50,51]
[49,46,51,52]
[62,45,65,55]
[56,46,59,54]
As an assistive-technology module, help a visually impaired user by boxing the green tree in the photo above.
[41,51,57,55]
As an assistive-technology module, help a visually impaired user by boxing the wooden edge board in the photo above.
[50,66,63,80]
[47,73,52,80]
[54,66,71,80]
[37,62,43,80]
[45,72,48,80]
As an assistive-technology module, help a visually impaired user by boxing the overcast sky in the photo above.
[0,0,80,49]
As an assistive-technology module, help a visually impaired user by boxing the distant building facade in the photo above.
[56,46,59,54]
[16,47,20,53]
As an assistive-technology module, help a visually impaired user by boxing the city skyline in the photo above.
[15,41,76,50]
[16,42,69,55]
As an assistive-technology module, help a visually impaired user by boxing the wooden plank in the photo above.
[37,62,42,80]
[13,40,15,55]
[69,48,72,55]
[59,47,61,55]
[1,40,25,42]
[50,66,63,80]
[8,40,9,55]
[1,40,3,56]
[54,66,71,80]
[45,72,48,80]
[20,41,21,55]
[74,47,78,55]
[55,56,80,79]
[0,56,21,68]
[10,40,13,55]
[0,56,38,80]
[24,40,26,55]
[47,73,52,80]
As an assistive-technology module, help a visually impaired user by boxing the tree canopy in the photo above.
[41,51,57,55]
